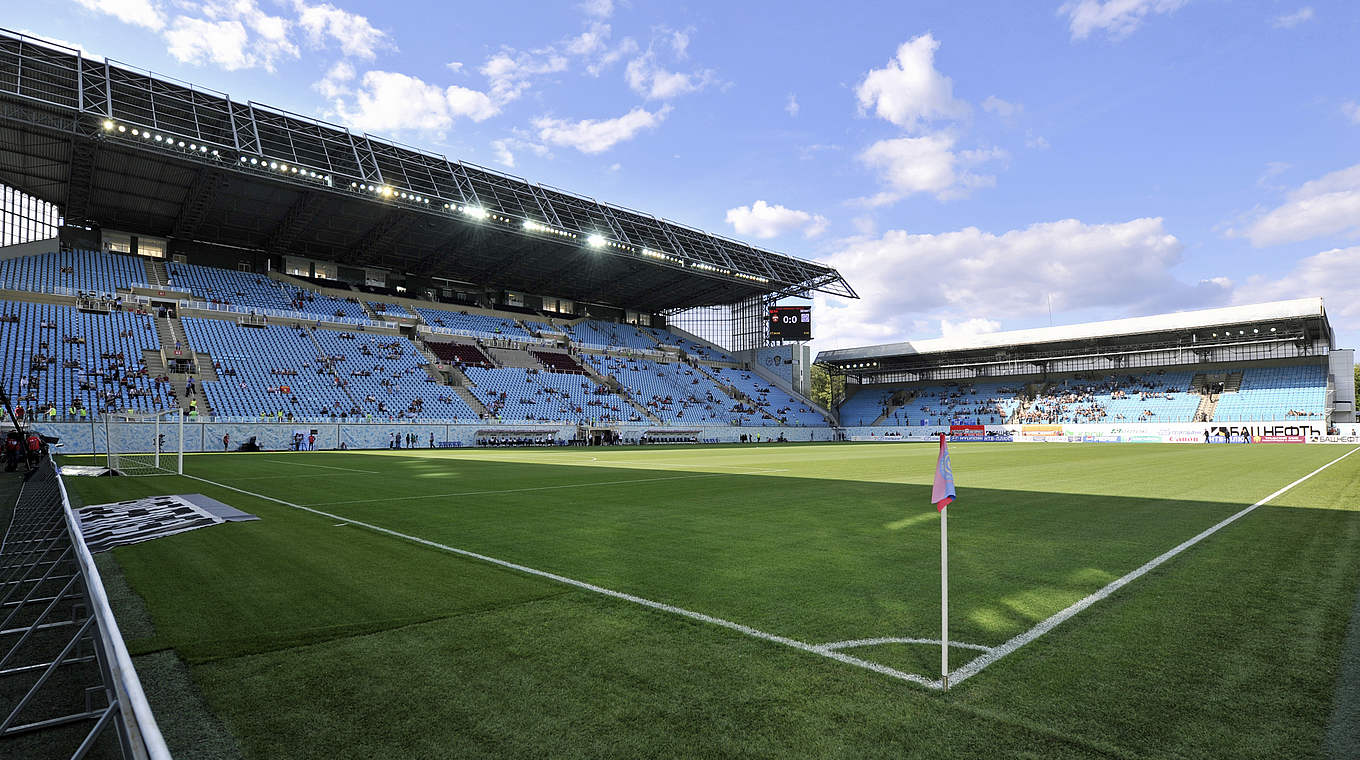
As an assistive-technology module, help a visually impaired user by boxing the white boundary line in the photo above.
[949,444,1360,685]
[173,444,1356,692]
[818,637,993,653]
[265,458,379,474]
[304,469,790,507]
[178,471,946,689]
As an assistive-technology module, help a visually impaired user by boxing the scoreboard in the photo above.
[768,306,811,341]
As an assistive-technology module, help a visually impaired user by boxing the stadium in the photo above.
[0,23,1358,760]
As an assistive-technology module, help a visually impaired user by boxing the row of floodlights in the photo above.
[241,156,331,182]
[102,119,218,157]
[845,361,879,369]
[98,117,773,286]
[351,182,429,203]
[1207,327,1276,338]
[101,119,343,187]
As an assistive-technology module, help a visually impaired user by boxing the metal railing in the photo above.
[0,455,171,759]
[177,300,399,330]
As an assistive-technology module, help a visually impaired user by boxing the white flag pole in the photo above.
[941,505,949,690]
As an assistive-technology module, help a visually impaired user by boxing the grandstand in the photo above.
[0,28,842,437]
[819,299,1355,429]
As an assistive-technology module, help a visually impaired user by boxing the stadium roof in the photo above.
[817,298,1334,369]
[0,29,855,313]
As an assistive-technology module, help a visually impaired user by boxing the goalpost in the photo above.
[104,409,184,476]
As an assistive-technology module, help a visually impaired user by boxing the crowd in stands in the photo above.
[463,365,629,424]
[583,354,764,425]
[0,300,169,419]
[1018,372,1195,424]
[838,366,1332,426]
[8,250,1332,431]
[706,366,826,425]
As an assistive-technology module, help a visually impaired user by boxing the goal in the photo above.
[104,409,184,476]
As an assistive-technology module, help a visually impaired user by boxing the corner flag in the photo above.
[931,432,956,689]
[932,433,956,511]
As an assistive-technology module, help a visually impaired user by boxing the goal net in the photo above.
[104,409,184,476]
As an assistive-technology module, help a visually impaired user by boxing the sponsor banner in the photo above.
[1210,423,1324,440]
[949,433,1013,442]
[1253,435,1306,444]
[1128,435,1164,443]
[1310,435,1360,444]
[949,425,986,438]
[1021,424,1064,437]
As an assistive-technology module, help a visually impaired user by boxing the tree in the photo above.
[809,363,844,411]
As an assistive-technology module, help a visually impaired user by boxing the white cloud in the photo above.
[533,106,669,154]
[567,22,610,56]
[481,48,569,104]
[1060,0,1189,41]
[294,1,390,60]
[1343,101,1360,125]
[625,51,715,100]
[858,133,1004,203]
[565,22,637,75]
[785,93,800,117]
[1272,7,1315,29]
[73,0,165,31]
[315,60,354,98]
[332,70,498,134]
[855,34,968,131]
[811,217,1227,350]
[446,61,464,73]
[1240,163,1360,246]
[165,18,254,70]
[981,95,1020,119]
[579,0,614,18]
[669,29,690,58]
[1025,132,1051,150]
[1234,247,1360,326]
[445,84,500,121]
[164,0,298,71]
[490,137,549,169]
[725,201,828,239]
[938,317,1002,339]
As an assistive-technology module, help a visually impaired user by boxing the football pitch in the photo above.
[61,442,1360,759]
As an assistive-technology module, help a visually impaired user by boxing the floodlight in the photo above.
[102,120,114,130]
[587,234,605,248]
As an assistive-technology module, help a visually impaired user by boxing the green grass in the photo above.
[60,442,1360,759]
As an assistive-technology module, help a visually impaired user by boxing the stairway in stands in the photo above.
[152,313,216,411]
[444,366,491,418]
[692,363,779,423]
[869,389,911,425]
[482,345,540,369]
[410,335,452,383]
[578,357,663,424]
[144,258,169,287]
[1193,393,1218,422]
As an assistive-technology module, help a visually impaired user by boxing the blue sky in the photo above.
[16,0,1360,353]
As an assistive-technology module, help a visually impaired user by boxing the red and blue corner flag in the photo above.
[932,433,956,511]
